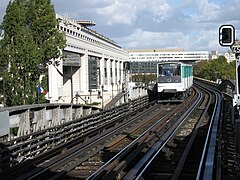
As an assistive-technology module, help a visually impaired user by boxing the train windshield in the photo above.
[158,63,181,76]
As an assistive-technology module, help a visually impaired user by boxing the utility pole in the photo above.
[101,85,104,110]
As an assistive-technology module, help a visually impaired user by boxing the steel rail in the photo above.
[131,87,202,180]
[16,101,159,180]
[1,104,129,176]
[0,97,150,178]
[87,87,200,180]
[4,102,129,164]
[86,105,172,180]
[170,85,212,180]
[196,82,222,180]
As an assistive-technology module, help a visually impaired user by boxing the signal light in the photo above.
[219,25,235,46]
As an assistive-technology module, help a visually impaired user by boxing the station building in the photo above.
[128,49,209,74]
[47,14,128,106]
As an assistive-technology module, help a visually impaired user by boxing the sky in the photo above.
[1,0,240,53]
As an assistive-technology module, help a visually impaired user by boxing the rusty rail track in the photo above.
[29,102,177,180]
[85,87,200,180]
[132,80,222,180]
[1,78,232,179]
[1,96,176,179]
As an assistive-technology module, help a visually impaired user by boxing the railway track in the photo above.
[1,79,237,179]
[26,87,197,179]
[136,81,219,180]
[86,86,201,180]
[65,82,223,180]
[221,93,239,179]
[1,96,178,179]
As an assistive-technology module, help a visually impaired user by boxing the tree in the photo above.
[0,0,66,106]
[193,56,236,81]
[193,60,208,78]
[27,0,66,65]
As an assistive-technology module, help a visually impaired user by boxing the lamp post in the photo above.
[111,82,114,99]
[88,89,92,104]
[101,85,104,110]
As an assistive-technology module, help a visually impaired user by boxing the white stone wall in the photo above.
[48,14,129,105]
[48,60,63,103]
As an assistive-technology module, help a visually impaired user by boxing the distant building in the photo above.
[209,50,235,63]
[128,49,209,74]
[224,50,236,63]
[209,50,219,60]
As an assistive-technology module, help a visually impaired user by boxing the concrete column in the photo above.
[120,61,123,80]
[112,60,116,97]
[63,73,71,103]
[64,107,72,122]
[80,53,89,92]
[72,67,80,100]
[35,108,46,131]
[100,57,104,87]
[48,65,58,101]
[51,107,60,126]
[117,61,120,85]
[18,110,30,136]
[112,60,116,85]
[74,106,83,119]
[107,59,111,87]
[83,108,91,117]
[48,58,63,102]
[135,88,139,99]
[0,111,9,139]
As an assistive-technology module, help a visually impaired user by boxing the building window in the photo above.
[88,56,98,89]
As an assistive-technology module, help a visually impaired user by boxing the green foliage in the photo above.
[0,0,66,106]
[10,127,19,136]
[193,56,236,81]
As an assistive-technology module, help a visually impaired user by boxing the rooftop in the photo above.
[128,48,185,52]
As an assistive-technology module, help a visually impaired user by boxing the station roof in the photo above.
[128,48,185,53]
[74,20,96,27]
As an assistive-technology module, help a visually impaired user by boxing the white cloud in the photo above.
[95,0,173,25]
[148,1,172,22]
[96,1,137,25]
[114,29,192,50]
[1,0,240,52]
[192,0,221,22]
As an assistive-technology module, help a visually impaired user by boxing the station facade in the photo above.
[47,14,128,106]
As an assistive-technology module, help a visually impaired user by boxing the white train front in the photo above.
[157,62,193,102]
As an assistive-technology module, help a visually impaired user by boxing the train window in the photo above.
[158,63,181,76]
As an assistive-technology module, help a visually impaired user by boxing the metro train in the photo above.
[157,62,193,102]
